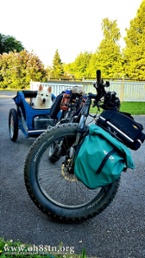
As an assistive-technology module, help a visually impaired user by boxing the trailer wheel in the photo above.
[9,108,18,141]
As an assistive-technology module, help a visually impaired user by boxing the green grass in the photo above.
[90,102,145,115]
[0,238,87,258]
[120,102,145,115]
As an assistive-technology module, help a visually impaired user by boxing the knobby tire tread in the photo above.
[24,123,120,223]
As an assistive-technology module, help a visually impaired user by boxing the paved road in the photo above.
[0,91,145,258]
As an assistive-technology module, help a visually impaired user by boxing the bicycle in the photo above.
[24,70,144,222]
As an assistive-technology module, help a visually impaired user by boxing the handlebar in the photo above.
[79,69,120,122]
[96,70,101,85]
[94,70,110,89]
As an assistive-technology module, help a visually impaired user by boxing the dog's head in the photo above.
[37,84,52,104]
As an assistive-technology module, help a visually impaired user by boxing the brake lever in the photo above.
[93,79,104,90]
[94,80,110,89]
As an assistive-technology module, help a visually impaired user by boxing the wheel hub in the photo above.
[61,159,77,182]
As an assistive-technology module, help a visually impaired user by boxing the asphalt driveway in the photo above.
[0,91,145,257]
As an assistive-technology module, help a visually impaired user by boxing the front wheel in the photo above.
[24,123,120,222]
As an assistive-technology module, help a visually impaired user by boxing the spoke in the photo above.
[36,139,99,207]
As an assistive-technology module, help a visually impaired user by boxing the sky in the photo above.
[0,0,143,67]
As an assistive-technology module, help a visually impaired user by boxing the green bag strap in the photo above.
[96,149,116,174]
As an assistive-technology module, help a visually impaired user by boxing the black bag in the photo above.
[49,93,63,119]
[97,110,145,150]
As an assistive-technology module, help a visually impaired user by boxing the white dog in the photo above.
[34,84,52,109]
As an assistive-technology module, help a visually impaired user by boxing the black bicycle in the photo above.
[24,70,124,222]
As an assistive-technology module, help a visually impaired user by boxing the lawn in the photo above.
[120,102,145,115]
[90,102,145,115]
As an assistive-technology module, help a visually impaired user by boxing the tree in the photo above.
[51,49,64,79]
[0,33,24,54]
[0,50,47,89]
[87,18,124,78]
[86,52,98,78]
[66,51,92,79]
[45,65,53,80]
[123,0,145,79]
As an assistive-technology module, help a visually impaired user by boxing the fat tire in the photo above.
[8,108,18,141]
[24,123,120,222]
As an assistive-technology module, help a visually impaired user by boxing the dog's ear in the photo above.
[48,86,52,93]
[39,84,43,91]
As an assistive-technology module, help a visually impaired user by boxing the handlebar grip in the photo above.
[96,70,101,84]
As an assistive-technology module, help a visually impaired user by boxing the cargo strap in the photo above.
[96,149,116,174]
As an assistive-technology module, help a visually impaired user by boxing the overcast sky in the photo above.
[0,0,142,66]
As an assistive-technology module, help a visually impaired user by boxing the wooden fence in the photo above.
[30,80,145,102]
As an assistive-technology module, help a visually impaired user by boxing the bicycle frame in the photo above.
[69,69,110,162]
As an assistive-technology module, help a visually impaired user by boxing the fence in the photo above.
[30,79,145,102]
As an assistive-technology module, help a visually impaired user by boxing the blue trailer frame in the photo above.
[9,90,56,140]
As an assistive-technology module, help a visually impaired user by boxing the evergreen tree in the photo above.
[64,51,92,79]
[123,0,145,79]
[51,49,64,78]
[87,18,124,78]
[73,51,92,79]
[86,52,98,78]
[63,62,74,79]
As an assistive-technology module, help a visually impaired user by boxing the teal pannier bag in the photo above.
[74,124,135,189]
